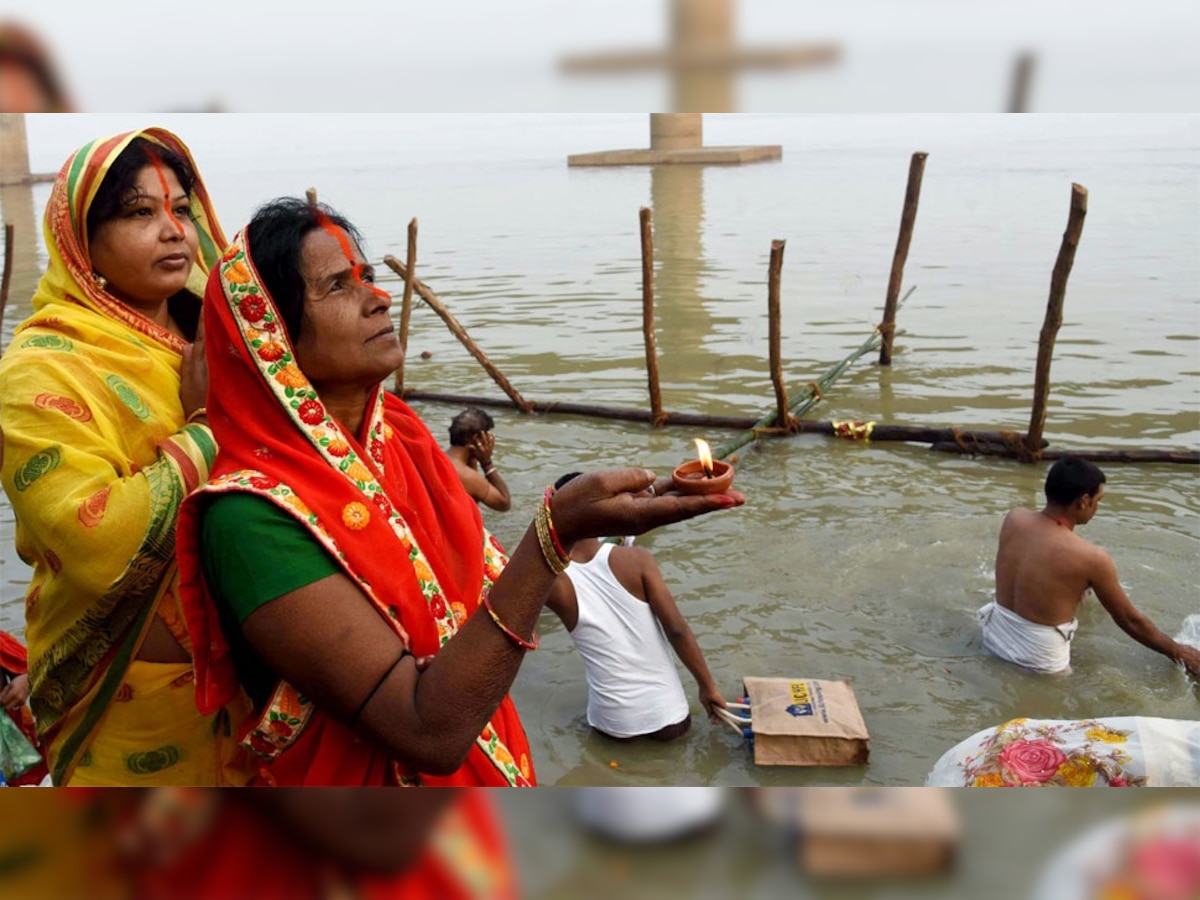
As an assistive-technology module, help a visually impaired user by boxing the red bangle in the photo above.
[543,487,569,561]
[482,589,539,651]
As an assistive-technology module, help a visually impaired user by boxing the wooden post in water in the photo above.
[393,218,418,393]
[640,206,666,426]
[381,255,534,412]
[1026,183,1088,459]
[0,222,13,353]
[767,239,792,429]
[879,151,928,365]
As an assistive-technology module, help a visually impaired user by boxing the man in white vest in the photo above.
[545,472,726,741]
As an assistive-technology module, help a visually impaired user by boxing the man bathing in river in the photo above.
[980,455,1200,677]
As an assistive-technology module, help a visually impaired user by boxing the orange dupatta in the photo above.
[176,230,534,786]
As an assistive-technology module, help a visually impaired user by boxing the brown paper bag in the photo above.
[743,677,869,767]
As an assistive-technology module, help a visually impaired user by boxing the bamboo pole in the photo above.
[396,390,1190,463]
[381,255,534,413]
[767,239,792,430]
[879,152,928,366]
[1026,183,1088,459]
[305,187,317,205]
[640,207,665,426]
[0,222,13,355]
[397,390,759,429]
[392,218,418,394]
[712,286,916,461]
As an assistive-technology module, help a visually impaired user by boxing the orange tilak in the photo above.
[146,147,186,236]
[315,210,390,302]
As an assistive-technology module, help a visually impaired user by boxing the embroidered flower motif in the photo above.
[1109,777,1129,787]
[345,461,373,482]
[268,719,293,739]
[342,502,370,530]
[369,438,385,462]
[1085,726,1128,744]
[999,739,1067,785]
[972,773,1006,787]
[493,744,515,768]
[429,594,447,620]
[1056,757,1098,787]
[327,439,351,458]
[226,260,252,285]
[248,475,277,491]
[383,423,394,439]
[284,494,312,517]
[247,732,275,758]
[274,365,308,388]
[257,341,286,363]
[520,753,531,779]
[412,557,435,584]
[450,601,468,625]
[239,295,265,321]
[371,492,393,516]
[297,399,325,425]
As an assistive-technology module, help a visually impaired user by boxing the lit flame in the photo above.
[694,438,714,478]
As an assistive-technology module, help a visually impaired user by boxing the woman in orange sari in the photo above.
[177,198,743,786]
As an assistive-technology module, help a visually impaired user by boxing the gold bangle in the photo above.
[534,501,570,575]
[185,407,208,424]
[484,465,498,477]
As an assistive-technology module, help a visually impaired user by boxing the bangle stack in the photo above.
[185,406,208,424]
[482,589,539,651]
[534,487,571,575]
[484,465,498,477]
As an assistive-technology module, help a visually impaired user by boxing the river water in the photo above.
[1,114,1196,786]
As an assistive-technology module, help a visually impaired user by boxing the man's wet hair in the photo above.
[554,472,583,491]
[449,407,495,446]
[1044,455,1106,507]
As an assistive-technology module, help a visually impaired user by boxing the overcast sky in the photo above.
[4,0,1197,111]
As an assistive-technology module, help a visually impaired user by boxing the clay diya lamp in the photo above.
[671,438,735,495]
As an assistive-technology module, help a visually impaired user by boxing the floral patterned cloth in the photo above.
[925,717,1200,787]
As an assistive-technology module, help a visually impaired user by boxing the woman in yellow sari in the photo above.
[0,128,249,785]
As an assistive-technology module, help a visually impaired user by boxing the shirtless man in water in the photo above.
[981,455,1200,677]
[445,407,511,512]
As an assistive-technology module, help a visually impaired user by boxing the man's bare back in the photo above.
[994,507,1097,626]
[988,456,1200,678]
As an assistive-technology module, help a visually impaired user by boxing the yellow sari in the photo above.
[0,128,249,786]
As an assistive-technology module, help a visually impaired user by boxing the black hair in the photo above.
[449,408,495,446]
[85,137,196,243]
[554,472,583,491]
[1044,456,1106,507]
[244,197,365,344]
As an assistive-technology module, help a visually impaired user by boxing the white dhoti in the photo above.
[977,602,1078,674]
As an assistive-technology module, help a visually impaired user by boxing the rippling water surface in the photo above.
[1,114,1196,785]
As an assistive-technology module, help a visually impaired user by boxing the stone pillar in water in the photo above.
[0,114,32,186]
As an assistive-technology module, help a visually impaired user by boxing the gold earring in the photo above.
[92,273,107,290]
